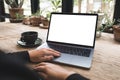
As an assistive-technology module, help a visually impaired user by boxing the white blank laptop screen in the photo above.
[47,14,97,47]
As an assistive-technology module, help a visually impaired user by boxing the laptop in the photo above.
[37,13,98,68]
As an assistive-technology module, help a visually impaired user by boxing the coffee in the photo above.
[21,31,38,44]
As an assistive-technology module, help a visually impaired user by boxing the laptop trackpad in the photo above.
[53,53,92,68]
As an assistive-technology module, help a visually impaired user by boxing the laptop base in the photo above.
[37,43,94,69]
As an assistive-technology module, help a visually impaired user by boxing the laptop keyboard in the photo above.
[49,44,91,57]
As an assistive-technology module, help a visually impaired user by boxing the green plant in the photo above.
[102,0,113,3]
[117,18,120,23]
[46,11,51,20]
[43,0,61,20]
[51,0,61,12]
[104,14,115,26]
[100,13,115,32]
[32,10,41,17]
[116,18,120,25]
[15,13,24,19]
[31,8,45,17]
[5,0,24,8]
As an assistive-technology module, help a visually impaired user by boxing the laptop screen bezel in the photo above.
[46,12,98,48]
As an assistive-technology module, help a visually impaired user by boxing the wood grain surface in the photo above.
[0,22,120,80]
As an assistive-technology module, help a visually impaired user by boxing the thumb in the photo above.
[38,72,47,80]
[34,66,48,80]
[34,66,46,72]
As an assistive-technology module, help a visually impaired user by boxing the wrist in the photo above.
[64,71,76,80]
[66,73,89,80]
[28,50,36,62]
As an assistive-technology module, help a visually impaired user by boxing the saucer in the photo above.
[17,38,42,47]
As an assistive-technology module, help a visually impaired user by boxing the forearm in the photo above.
[7,51,30,62]
[66,73,89,80]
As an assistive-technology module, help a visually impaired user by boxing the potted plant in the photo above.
[5,0,24,21]
[23,10,49,28]
[101,13,115,33]
[10,13,24,23]
[29,10,42,26]
[90,10,104,38]
[30,12,49,27]
[113,18,120,42]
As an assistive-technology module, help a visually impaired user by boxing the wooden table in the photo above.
[0,22,120,80]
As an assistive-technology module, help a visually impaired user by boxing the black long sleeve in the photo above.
[0,51,89,80]
[7,51,30,62]
[0,51,41,80]
[66,73,89,80]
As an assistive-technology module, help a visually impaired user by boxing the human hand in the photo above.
[34,62,75,80]
[28,48,60,63]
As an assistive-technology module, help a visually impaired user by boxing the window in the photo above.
[39,0,62,18]
[1,0,119,24]
[74,0,115,20]
[22,0,31,15]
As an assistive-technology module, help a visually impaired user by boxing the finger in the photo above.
[38,72,47,80]
[41,55,54,61]
[34,63,46,68]
[48,48,60,53]
[34,62,48,67]
[45,48,61,56]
